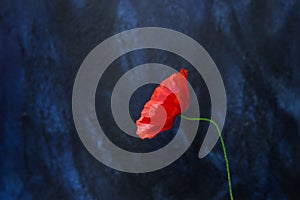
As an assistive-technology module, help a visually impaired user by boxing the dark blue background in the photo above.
[1,0,300,199]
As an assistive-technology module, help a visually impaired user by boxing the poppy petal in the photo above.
[136,69,190,139]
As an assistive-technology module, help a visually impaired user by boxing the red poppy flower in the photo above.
[136,69,190,139]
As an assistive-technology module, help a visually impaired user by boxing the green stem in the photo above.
[180,115,234,200]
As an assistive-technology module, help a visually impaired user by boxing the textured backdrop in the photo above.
[1,0,300,199]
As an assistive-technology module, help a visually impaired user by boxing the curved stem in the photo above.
[180,115,234,200]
